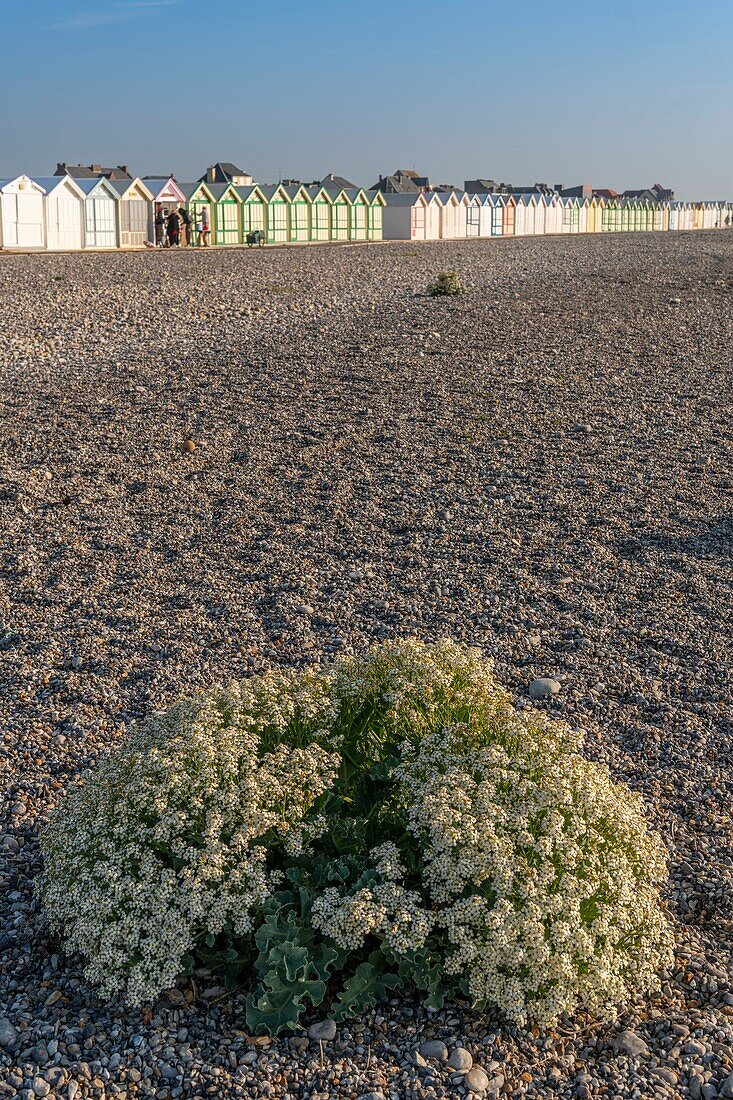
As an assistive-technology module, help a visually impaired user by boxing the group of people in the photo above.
[154,206,210,248]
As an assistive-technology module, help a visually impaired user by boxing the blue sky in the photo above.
[1,0,731,198]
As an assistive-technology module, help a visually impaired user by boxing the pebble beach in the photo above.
[1,233,732,1099]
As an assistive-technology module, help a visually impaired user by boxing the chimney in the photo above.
[554,183,564,193]
[55,163,66,176]
[92,164,101,173]
[206,165,215,183]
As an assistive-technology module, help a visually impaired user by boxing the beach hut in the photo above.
[306,185,332,241]
[238,185,268,239]
[209,183,243,245]
[468,193,490,236]
[514,194,531,236]
[515,193,543,236]
[109,178,154,248]
[33,176,85,251]
[346,188,370,241]
[145,177,186,224]
[76,177,119,248]
[466,195,482,237]
[0,176,47,250]
[422,192,441,239]
[543,194,562,235]
[381,193,430,240]
[502,195,516,236]
[367,190,385,240]
[617,200,631,233]
[181,182,215,245]
[322,186,351,241]
[260,185,291,244]
[559,197,572,234]
[282,185,311,242]
[482,194,499,235]
[691,203,704,231]
[584,196,602,233]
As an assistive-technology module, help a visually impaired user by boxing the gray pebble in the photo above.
[528,677,561,700]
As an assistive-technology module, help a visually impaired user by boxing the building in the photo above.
[465,179,499,194]
[622,183,674,202]
[0,175,47,250]
[55,162,131,180]
[319,173,357,190]
[75,177,119,248]
[200,163,253,187]
[381,193,430,239]
[371,169,431,194]
[33,176,86,251]
[109,178,154,247]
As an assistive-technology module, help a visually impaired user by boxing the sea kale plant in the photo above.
[40,640,673,1033]
[428,270,462,296]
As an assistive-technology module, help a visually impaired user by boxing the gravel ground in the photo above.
[0,233,732,1099]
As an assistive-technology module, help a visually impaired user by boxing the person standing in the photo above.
[200,205,210,247]
[155,207,167,247]
[178,205,192,246]
[167,208,180,247]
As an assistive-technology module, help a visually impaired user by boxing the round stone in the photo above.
[529,677,561,700]
[464,1067,490,1093]
[447,1047,473,1072]
[183,439,196,453]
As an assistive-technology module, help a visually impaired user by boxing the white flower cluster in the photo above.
[41,639,673,1026]
[311,839,432,954]
[395,723,673,1026]
[41,679,339,1004]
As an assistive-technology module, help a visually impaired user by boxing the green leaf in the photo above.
[332,954,399,1021]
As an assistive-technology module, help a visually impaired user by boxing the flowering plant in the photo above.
[40,640,673,1032]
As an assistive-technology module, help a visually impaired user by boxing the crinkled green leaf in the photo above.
[332,954,399,1021]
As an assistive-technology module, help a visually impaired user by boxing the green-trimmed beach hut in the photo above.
[283,185,312,242]
[210,183,243,245]
[324,186,351,240]
[238,185,267,238]
[306,185,332,241]
[619,200,633,232]
[261,184,290,244]
[367,190,385,240]
[182,182,215,246]
[345,188,370,240]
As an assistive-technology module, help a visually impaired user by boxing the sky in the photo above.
[1,0,732,199]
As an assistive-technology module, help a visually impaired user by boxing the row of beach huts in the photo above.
[0,172,731,251]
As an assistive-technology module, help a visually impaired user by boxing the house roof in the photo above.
[56,163,131,180]
[320,173,357,190]
[199,162,250,183]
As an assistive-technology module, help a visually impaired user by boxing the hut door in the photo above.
[17,193,44,248]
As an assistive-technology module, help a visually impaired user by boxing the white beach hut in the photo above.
[32,176,85,251]
[423,192,442,240]
[466,195,482,237]
[488,195,505,236]
[109,178,154,247]
[381,193,429,240]
[0,175,47,250]
[543,194,562,235]
[437,191,469,239]
[75,177,119,248]
[513,194,531,236]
